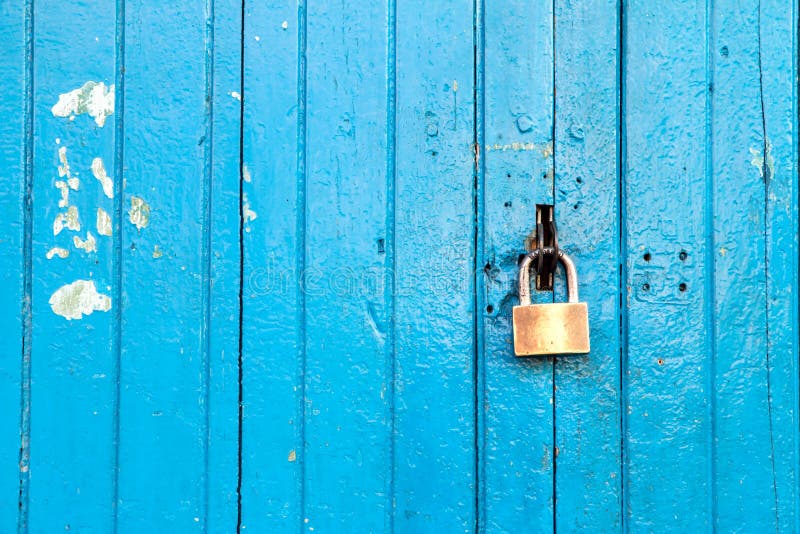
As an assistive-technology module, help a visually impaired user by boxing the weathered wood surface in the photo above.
[0,1,796,531]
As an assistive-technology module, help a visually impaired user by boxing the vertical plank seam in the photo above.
[236,0,246,531]
[550,3,558,532]
[472,0,486,529]
[616,0,629,531]
[201,0,216,529]
[384,0,397,530]
[793,3,800,529]
[296,1,308,529]
[703,0,718,529]
[17,0,34,531]
[111,0,126,529]
[755,3,780,529]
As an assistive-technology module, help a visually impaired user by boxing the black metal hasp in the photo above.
[532,204,559,291]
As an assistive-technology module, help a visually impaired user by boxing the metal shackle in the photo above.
[518,247,579,306]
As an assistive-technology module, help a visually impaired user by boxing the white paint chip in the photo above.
[96,208,112,236]
[52,81,115,127]
[55,181,70,208]
[49,280,111,320]
[54,206,80,235]
[750,139,775,180]
[281,20,288,29]
[73,231,97,253]
[229,91,242,101]
[254,35,261,41]
[57,146,71,178]
[91,157,114,198]
[129,196,150,230]
[242,193,257,223]
[243,164,252,183]
[46,247,70,260]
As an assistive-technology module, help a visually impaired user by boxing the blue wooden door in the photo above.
[1,1,798,532]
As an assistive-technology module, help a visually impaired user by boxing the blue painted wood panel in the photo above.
[0,1,797,532]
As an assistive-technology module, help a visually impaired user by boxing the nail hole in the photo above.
[506,173,511,178]
[573,203,579,210]
[643,252,651,262]
[679,283,687,292]
[576,177,582,184]
[504,201,512,208]
[431,150,438,156]
[657,358,664,365]
[377,239,385,254]
[679,250,688,261]
[486,305,494,314]
[642,283,650,291]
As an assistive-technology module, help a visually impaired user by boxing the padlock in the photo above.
[513,247,590,356]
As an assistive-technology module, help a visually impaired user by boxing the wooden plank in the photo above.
[116,1,225,528]
[27,1,118,531]
[553,0,621,530]
[479,0,555,530]
[207,1,243,530]
[301,2,390,530]
[0,2,29,530]
[239,0,304,529]
[392,0,477,530]
[711,1,797,529]
[760,0,800,528]
[623,2,712,528]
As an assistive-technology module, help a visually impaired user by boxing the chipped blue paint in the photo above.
[0,1,797,532]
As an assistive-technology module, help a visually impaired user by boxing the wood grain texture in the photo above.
[712,1,798,529]
[240,0,304,530]
[116,2,240,530]
[479,0,555,530]
[0,2,29,531]
[553,2,621,529]
[623,2,713,528]
[27,2,118,531]
[393,1,477,529]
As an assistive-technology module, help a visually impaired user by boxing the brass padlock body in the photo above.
[513,248,590,356]
[512,302,589,355]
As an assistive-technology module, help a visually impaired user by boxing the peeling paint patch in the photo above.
[243,164,252,183]
[46,247,69,260]
[54,206,80,235]
[229,91,242,101]
[288,450,296,462]
[91,157,114,198]
[129,196,150,230]
[242,193,257,224]
[96,208,112,236]
[73,232,97,253]
[57,146,71,179]
[749,139,774,182]
[485,141,553,156]
[55,181,70,208]
[153,245,163,259]
[49,280,111,320]
[281,20,289,29]
[51,81,115,127]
